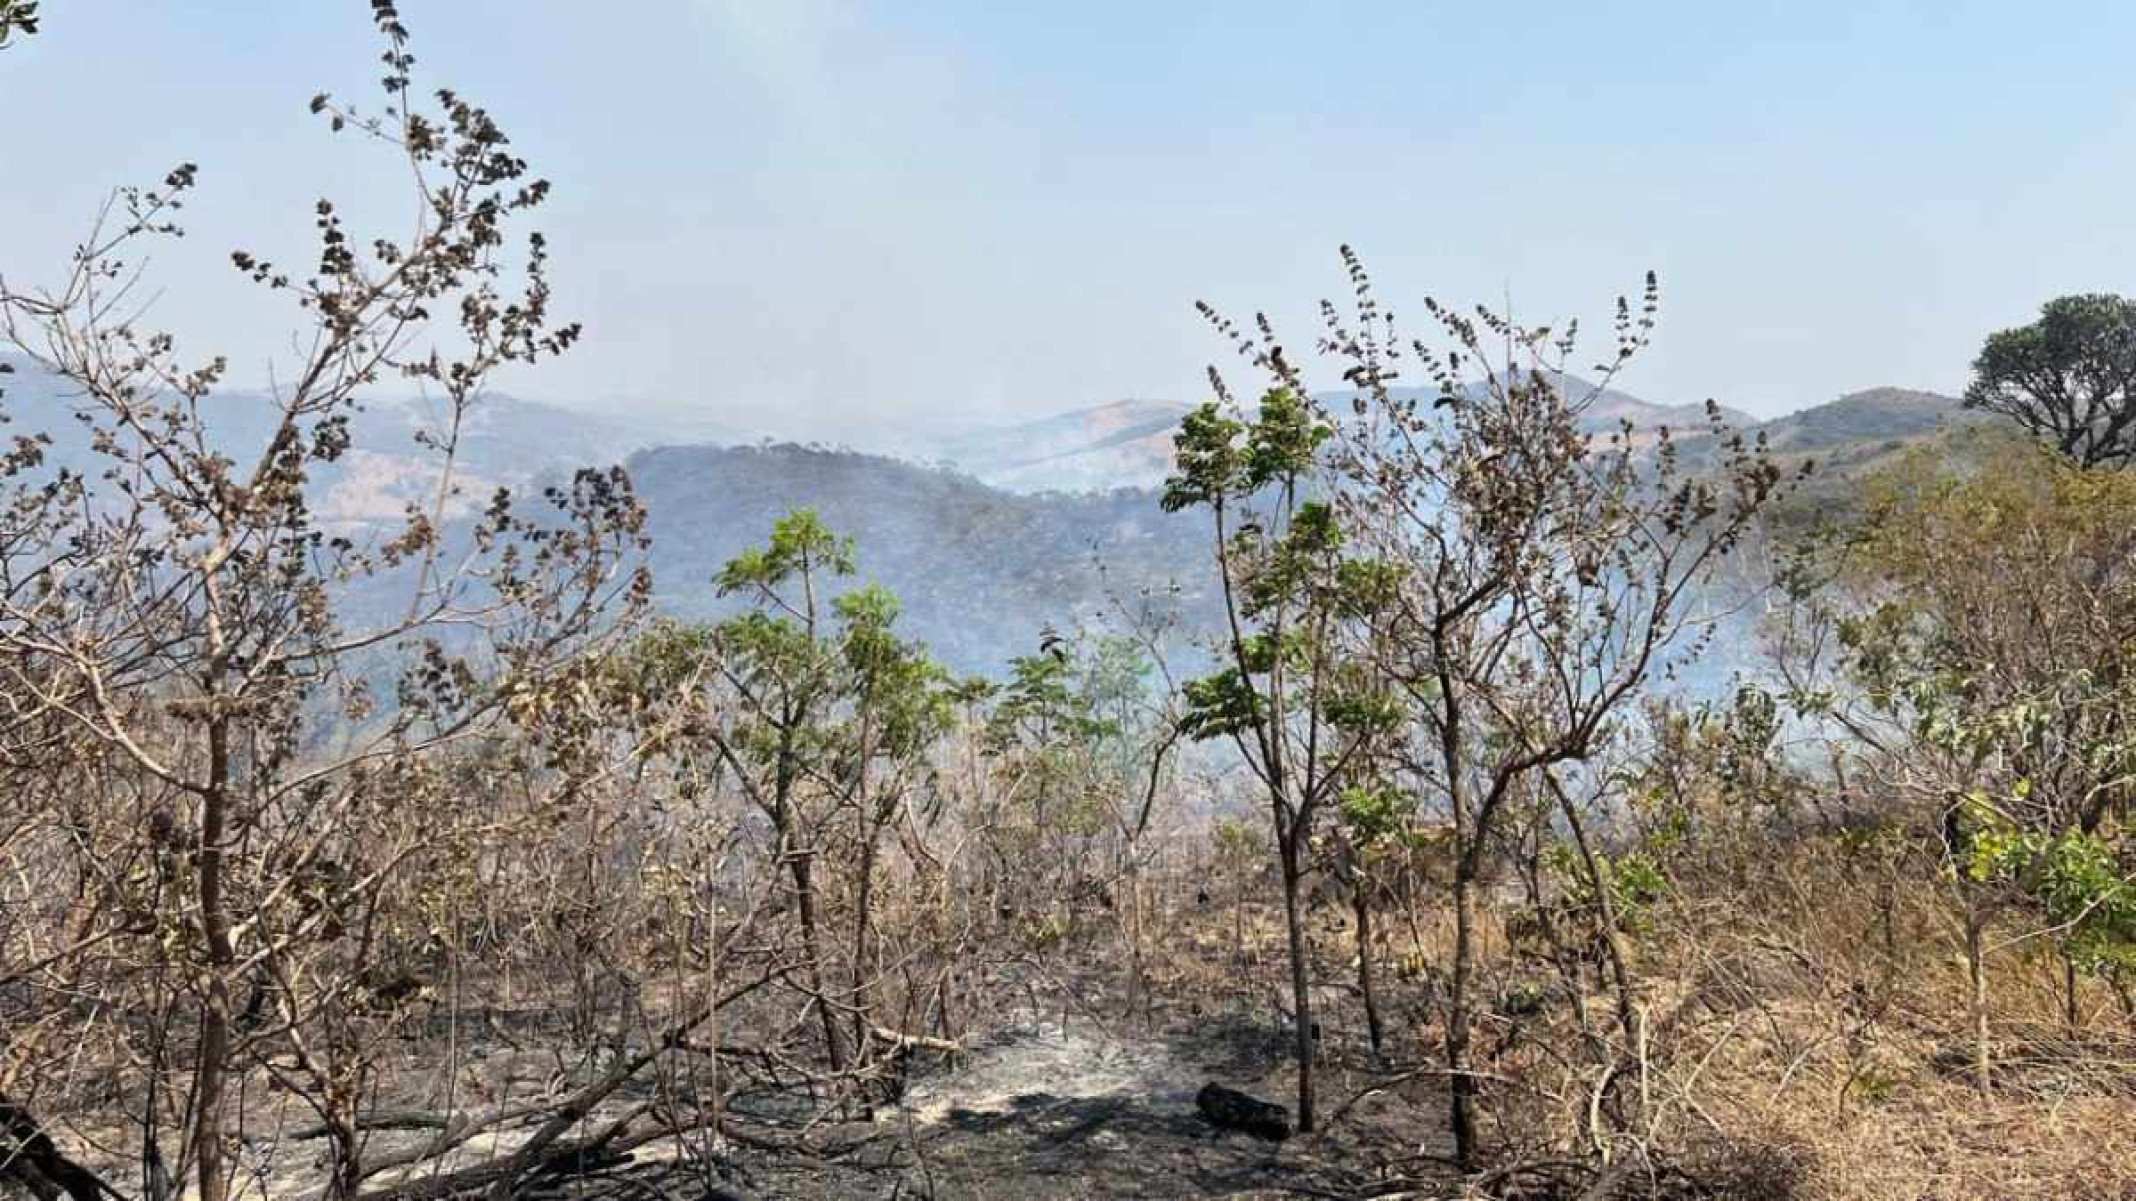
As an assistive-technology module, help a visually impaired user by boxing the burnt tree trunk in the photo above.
[1967,905,1992,1093]
[194,718,236,1201]
[1448,855,1480,1170]
[1277,830,1316,1133]
[1354,879,1385,1060]
[791,852,848,1073]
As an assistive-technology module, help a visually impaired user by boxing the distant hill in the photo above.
[1755,386,1978,454]
[1,353,2027,677]
[1544,372,1756,436]
[0,353,661,526]
[1702,387,2003,527]
[924,399,1194,493]
[921,374,1754,494]
[627,442,1213,675]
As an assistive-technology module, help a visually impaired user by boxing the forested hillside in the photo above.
[627,442,1212,673]
[8,353,1986,678]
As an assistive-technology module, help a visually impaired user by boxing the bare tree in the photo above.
[0,7,650,1198]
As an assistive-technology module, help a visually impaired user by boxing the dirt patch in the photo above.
[800,1002,1445,1200]
[901,1021,1194,1126]
[880,1015,1313,1199]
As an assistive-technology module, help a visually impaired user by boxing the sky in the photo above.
[5,1,2136,440]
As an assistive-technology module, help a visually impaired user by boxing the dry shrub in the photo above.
[1603,832,2136,1200]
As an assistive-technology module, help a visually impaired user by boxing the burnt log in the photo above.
[0,1096,112,1201]
[1194,1082,1291,1141]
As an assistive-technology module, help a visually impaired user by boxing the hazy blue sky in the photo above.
[5,1,2135,437]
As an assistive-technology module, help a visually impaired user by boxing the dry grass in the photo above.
[19,817,2136,1200]
[1159,836,2136,1199]
[1599,846,2136,1200]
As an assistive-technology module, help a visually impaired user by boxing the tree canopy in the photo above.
[1964,293,2136,467]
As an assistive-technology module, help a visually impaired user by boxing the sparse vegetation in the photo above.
[3,8,2134,1201]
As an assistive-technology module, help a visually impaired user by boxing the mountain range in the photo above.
[0,355,665,526]
[913,375,1765,493]
[0,354,1994,674]
[923,398,1194,492]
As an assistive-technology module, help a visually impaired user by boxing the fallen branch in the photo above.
[289,1110,453,1141]
[354,1106,649,1201]
[867,1025,962,1055]
[472,968,777,1201]
[347,966,778,1201]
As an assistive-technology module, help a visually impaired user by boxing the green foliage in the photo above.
[1963,799,2136,972]
[1847,1067,1903,1107]
[1321,680,1404,738]
[1839,443,2136,838]
[1334,557,1404,618]
[945,675,998,708]
[1544,842,1670,934]
[1178,668,1264,742]
[1241,501,1341,614]
[1212,816,1261,864]
[989,642,1113,748]
[1160,404,1249,512]
[1965,293,2136,467]
[1337,782,1414,846]
[708,510,951,820]
[1825,442,2136,982]
[1245,387,1330,486]
[982,629,1164,846]
[715,507,855,602]
[607,619,717,698]
[1159,388,1331,517]
[837,584,952,765]
[1167,392,1393,758]
[1623,684,1804,864]
[1715,684,1782,791]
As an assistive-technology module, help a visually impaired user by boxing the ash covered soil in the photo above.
[517,997,1452,1200]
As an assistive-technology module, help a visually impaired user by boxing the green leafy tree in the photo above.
[1163,387,1401,1132]
[704,509,950,1077]
[706,510,858,1070]
[1965,293,2136,467]
[829,581,952,1052]
[1333,778,1415,1058]
[980,629,1178,1002]
[985,636,1116,901]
